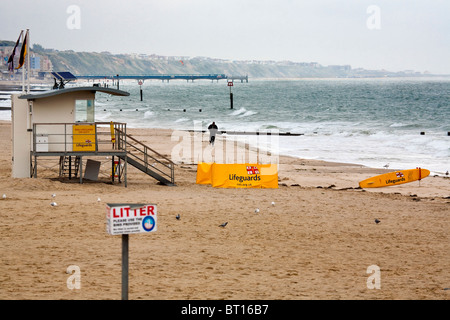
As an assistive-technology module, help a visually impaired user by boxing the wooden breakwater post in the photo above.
[138,80,144,101]
[228,80,234,109]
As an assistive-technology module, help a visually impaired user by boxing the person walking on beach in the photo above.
[208,122,218,146]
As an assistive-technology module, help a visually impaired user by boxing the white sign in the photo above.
[106,203,157,235]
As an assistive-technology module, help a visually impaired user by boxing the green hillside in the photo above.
[30,44,353,78]
[1,41,433,79]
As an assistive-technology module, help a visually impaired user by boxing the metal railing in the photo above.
[32,122,174,185]
[32,122,127,154]
[116,129,175,185]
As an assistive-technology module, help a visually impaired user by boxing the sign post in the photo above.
[138,80,144,101]
[106,203,157,300]
[122,234,129,300]
[228,80,233,109]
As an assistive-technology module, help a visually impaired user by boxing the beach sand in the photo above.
[0,120,448,300]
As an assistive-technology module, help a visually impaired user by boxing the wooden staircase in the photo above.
[59,155,81,178]
[118,133,175,186]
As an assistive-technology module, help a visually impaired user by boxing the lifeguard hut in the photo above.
[11,77,175,186]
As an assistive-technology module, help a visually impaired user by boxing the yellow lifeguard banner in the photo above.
[196,162,213,185]
[73,124,96,151]
[196,163,278,188]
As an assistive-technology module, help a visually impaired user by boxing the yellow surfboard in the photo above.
[359,168,430,188]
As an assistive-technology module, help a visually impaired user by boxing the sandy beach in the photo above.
[0,120,448,300]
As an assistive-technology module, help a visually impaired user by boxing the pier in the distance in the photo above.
[227,75,249,83]
[76,74,248,83]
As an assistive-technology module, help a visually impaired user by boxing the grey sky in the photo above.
[1,0,449,74]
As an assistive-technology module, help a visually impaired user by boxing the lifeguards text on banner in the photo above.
[196,163,278,189]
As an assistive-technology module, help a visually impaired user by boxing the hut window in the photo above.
[75,99,95,122]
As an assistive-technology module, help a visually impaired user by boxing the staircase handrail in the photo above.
[115,129,175,184]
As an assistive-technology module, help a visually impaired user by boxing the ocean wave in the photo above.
[175,118,190,123]
[260,124,280,130]
[144,111,154,118]
[95,111,112,121]
[389,122,406,127]
[229,107,247,116]
[228,107,258,118]
[239,110,258,118]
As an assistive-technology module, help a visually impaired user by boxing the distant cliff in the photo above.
[31,45,347,78]
[1,41,435,79]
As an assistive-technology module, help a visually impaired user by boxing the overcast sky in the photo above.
[1,0,449,74]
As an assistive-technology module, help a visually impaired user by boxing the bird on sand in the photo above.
[254,208,260,213]
[51,193,56,198]
[219,222,228,228]
[375,219,381,224]
[383,163,389,169]
[51,202,57,207]
[176,214,180,220]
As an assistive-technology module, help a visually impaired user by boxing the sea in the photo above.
[1,78,449,175]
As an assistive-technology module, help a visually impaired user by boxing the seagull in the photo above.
[383,163,390,169]
[271,202,275,206]
[2,194,6,199]
[97,197,101,202]
[51,202,57,207]
[375,219,381,224]
[51,193,56,198]
[219,222,228,228]
[255,208,260,213]
[445,171,449,176]
[176,214,180,220]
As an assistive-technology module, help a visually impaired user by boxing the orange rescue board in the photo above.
[359,168,430,188]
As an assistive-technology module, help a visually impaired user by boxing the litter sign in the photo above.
[106,203,157,235]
